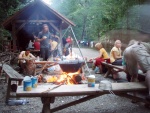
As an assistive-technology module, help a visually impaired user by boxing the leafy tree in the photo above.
[51,0,144,41]
[0,0,32,38]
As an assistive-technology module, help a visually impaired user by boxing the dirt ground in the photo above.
[0,48,150,113]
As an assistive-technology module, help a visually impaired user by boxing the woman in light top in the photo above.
[110,40,122,66]
[90,43,109,73]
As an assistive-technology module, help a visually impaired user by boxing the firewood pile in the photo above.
[0,52,18,65]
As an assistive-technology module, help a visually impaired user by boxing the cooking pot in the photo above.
[58,60,84,73]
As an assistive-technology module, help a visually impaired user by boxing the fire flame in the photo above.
[45,67,86,85]
[56,70,80,85]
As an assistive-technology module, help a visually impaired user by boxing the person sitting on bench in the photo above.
[123,40,150,101]
[90,43,109,74]
[18,49,36,73]
[110,40,122,66]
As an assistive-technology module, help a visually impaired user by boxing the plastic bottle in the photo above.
[7,99,29,105]
[37,56,40,61]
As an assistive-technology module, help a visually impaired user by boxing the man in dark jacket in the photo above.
[34,24,51,60]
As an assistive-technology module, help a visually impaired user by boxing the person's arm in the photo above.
[89,51,103,61]
[113,51,122,59]
[51,34,59,39]
[34,33,46,42]
[18,51,27,60]
[29,53,36,59]
[35,37,46,42]
[18,51,24,59]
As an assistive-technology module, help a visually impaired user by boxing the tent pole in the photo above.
[70,26,91,76]
[62,26,71,39]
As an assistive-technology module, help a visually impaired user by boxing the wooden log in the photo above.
[74,75,82,83]
[15,20,58,23]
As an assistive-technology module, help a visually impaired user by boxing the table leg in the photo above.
[41,97,55,113]
[104,68,111,78]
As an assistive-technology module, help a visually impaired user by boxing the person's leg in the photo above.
[98,64,103,74]
[53,49,57,57]
[95,58,104,73]
[40,48,45,61]
[112,59,122,66]
[95,58,104,66]
[45,48,50,60]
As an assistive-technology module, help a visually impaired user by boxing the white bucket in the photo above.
[87,75,95,87]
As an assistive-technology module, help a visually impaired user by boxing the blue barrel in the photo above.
[23,80,32,91]
[31,77,37,88]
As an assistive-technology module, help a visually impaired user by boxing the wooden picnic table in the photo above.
[16,82,149,113]
[0,64,23,102]
[102,62,145,81]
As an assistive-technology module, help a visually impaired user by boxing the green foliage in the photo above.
[51,0,142,41]
[0,0,32,39]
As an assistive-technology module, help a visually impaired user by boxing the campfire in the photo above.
[56,70,85,85]
[41,59,86,85]
[44,68,86,85]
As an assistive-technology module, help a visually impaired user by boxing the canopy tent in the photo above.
[2,0,75,51]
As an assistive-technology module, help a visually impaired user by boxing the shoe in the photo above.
[95,72,102,74]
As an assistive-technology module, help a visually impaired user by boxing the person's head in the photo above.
[42,24,49,33]
[128,40,138,46]
[68,35,71,39]
[25,48,30,56]
[95,43,103,50]
[114,40,122,48]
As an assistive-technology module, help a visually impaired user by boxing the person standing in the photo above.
[123,40,150,101]
[34,24,51,61]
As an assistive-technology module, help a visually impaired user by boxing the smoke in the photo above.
[127,1,150,34]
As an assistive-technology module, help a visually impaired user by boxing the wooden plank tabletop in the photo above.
[34,61,57,64]
[30,50,40,52]
[16,82,147,97]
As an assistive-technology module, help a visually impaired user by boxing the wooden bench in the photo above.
[102,62,145,81]
[16,82,149,113]
[0,64,24,102]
